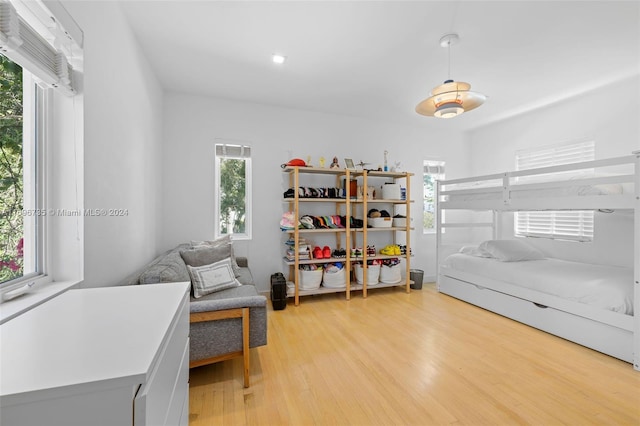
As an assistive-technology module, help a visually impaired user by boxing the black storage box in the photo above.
[270,272,287,310]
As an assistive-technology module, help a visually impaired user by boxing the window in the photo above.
[0,54,26,283]
[214,142,252,239]
[515,140,595,242]
[423,160,445,233]
[0,0,83,295]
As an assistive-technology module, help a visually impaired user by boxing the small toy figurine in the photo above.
[330,156,340,168]
[319,157,326,168]
[306,155,312,167]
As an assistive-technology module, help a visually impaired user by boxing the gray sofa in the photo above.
[121,243,267,387]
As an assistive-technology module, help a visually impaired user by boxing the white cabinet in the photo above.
[0,282,190,426]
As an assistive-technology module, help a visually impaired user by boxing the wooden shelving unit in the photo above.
[282,166,414,305]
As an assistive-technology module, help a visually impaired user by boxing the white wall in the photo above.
[465,75,640,267]
[62,2,165,287]
[162,93,468,291]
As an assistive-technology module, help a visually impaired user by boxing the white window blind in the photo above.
[0,0,82,94]
[515,141,595,242]
[215,143,251,159]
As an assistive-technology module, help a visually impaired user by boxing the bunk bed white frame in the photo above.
[435,153,640,371]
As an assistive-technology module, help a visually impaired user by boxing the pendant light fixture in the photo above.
[416,33,486,118]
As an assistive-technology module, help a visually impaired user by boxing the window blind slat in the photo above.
[515,141,595,242]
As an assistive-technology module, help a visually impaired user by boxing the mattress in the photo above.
[442,254,634,315]
[443,182,633,202]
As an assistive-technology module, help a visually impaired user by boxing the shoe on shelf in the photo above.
[312,246,323,259]
[380,245,394,256]
[323,246,331,258]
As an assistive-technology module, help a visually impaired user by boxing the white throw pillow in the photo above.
[478,240,545,262]
[187,257,241,298]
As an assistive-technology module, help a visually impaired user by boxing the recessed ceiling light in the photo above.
[272,54,286,64]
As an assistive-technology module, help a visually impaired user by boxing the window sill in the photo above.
[0,279,80,324]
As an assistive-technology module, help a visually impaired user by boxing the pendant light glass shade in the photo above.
[416,34,486,118]
[416,79,486,118]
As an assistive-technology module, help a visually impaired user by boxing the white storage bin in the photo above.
[381,183,401,200]
[392,217,406,227]
[353,264,381,285]
[379,264,402,284]
[299,269,322,290]
[369,217,392,228]
[322,267,346,289]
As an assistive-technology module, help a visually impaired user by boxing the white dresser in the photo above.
[0,282,190,426]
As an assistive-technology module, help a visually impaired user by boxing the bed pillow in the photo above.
[478,240,545,262]
[459,246,492,258]
[187,257,241,298]
[190,235,241,276]
[181,239,241,277]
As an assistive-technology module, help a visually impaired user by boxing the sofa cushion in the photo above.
[139,249,190,284]
[235,266,254,286]
[181,241,241,277]
[191,235,241,276]
[187,258,241,298]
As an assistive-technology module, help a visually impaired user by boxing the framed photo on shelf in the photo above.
[344,158,355,171]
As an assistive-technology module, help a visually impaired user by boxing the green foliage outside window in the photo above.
[0,54,24,283]
[219,158,246,234]
[423,173,436,231]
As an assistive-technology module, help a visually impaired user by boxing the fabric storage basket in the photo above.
[369,217,393,228]
[379,264,402,284]
[353,264,381,285]
[381,183,401,199]
[322,267,346,289]
[299,268,322,290]
[392,217,406,227]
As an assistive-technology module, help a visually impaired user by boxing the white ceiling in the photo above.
[119,1,640,131]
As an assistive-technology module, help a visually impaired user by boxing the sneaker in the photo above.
[380,245,395,256]
[313,246,323,259]
[323,246,331,258]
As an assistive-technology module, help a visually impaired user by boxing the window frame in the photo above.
[214,142,252,240]
[0,62,49,291]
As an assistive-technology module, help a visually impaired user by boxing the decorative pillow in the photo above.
[181,243,240,278]
[478,239,545,262]
[187,257,241,298]
[190,235,241,276]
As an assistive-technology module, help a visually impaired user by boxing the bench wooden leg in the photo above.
[242,307,250,388]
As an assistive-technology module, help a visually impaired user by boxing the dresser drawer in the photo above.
[135,293,189,425]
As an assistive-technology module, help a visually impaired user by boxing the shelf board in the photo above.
[283,227,413,234]
[284,228,348,234]
[285,280,413,297]
[283,254,410,265]
[283,198,347,203]
[351,199,413,204]
[281,167,414,178]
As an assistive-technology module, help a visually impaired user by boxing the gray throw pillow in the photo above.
[180,243,241,277]
[189,235,241,276]
[187,257,240,298]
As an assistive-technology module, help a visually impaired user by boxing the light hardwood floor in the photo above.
[189,283,640,425]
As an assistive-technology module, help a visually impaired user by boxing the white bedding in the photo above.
[442,254,634,315]
[443,182,633,202]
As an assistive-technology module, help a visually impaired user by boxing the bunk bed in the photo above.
[435,153,639,370]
